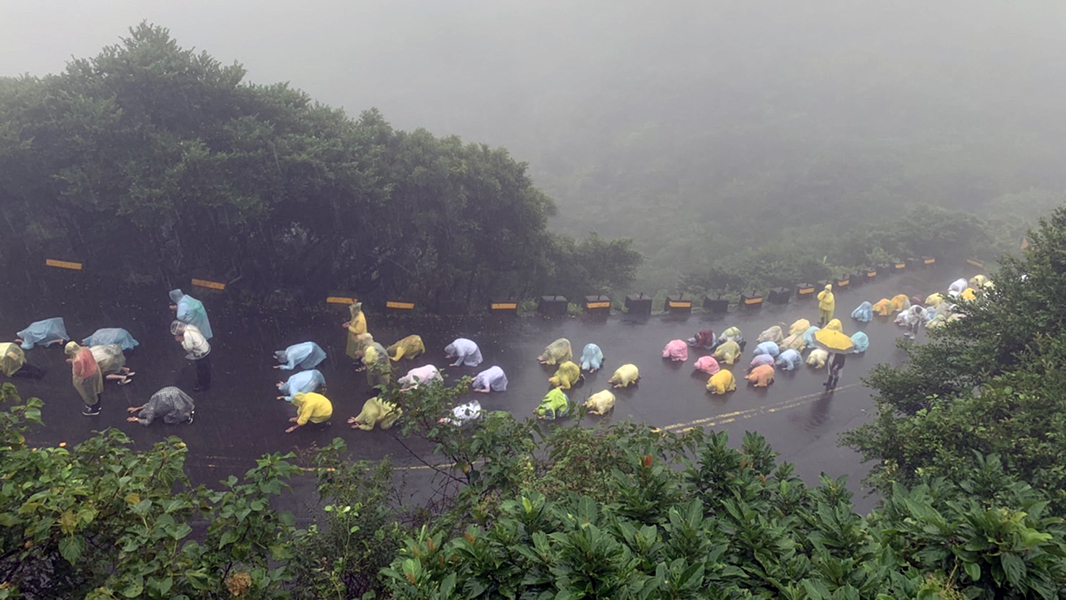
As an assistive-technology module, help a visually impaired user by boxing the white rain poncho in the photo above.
[398,365,442,390]
[274,342,327,371]
[584,390,616,415]
[445,338,483,367]
[89,344,126,375]
[442,401,483,426]
[82,328,139,352]
[472,366,508,392]
[279,369,326,401]
[947,278,968,299]
[133,386,195,426]
[580,344,603,371]
[806,348,829,369]
[169,289,213,339]
[18,317,68,350]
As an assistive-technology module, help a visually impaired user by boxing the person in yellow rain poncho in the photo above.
[746,364,775,388]
[537,338,573,366]
[362,341,393,390]
[387,335,425,362]
[824,319,844,334]
[969,275,989,288]
[536,388,571,420]
[960,287,977,301]
[348,397,402,431]
[925,293,944,309]
[817,284,835,326]
[789,319,810,336]
[584,390,616,415]
[66,341,104,416]
[891,294,911,312]
[756,326,784,345]
[608,364,640,388]
[872,299,895,316]
[285,392,333,433]
[706,369,736,395]
[0,342,44,379]
[548,361,582,390]
[343,302,368,361]
[779,333,806,352]
[712,340,741,365]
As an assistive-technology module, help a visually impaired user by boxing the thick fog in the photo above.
[3,0,1064,288]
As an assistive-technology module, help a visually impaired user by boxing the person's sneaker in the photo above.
[186,411,195,425]
[82,405,101,416]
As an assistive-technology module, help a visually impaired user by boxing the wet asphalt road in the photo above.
[6,264,975,512]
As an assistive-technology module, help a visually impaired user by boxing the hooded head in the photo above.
[170,321,186,336]
[291,392,306,407]
[64,341,81,356]
[169,289,184,304]
[349,302,362,317]
[824,284,833,292]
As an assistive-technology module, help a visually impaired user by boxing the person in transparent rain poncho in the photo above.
[82,328,139,352]
[127,386,195,426]
[276,369,326,401]
[16,317,68,350]
[537,338,572,366]
[89,343,135,385]
[273,341,326,371]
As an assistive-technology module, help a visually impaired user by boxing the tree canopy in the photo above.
[0,23,640,308]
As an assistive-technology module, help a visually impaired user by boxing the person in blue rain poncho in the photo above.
[16,317,68,350]
[850,332,869,353]
[580,343,603,372]
[752,341,780,357]
[169,289,213,339]
[803,326,820,347]
[851,301,873,323]
[82,328,139,352]
[276,369,326,401]
[776,349,802,371]
[273,342,327,371]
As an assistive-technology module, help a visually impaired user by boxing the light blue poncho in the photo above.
[18,318,68,350]
[170,289,213,340]
[580,343,603,371]
[82,328,139,352]
[279,369,326,401]
[275,342,327,371]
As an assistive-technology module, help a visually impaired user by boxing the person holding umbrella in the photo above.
[812,327,854,390]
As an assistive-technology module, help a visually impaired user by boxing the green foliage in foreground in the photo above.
[844,206,1066,516]
[2,379,1064,599]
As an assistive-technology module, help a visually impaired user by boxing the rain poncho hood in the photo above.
[279,369,326,401]
[584,390,616,415]
[713,340,742,365]
[753,341,780,357]
[537,388,570,420]
[399,365,442,389]
[18,317,68,350]
[352,397,402,431]
[538,338,573,365]
[608,364,640,388]
[169,289,213,339]
[824,319,844,333]
[789,319,810,336]
[707,370,736,395]
[806,348,829,369]
[693,355,719,375]
[292,392,333,425]
[746,364,775,387]
[662,339,689,362]
[850,332,869,354]
[925,293,944,308]
[387,335,425,362]
[756,326,784,345]
[851,302,873,323]
[135,386,195,426]
[445,338,483,367]
[548,361,581,390]
[717,327,743,346]
[0,343,26,377]
[472,366,508,392]
[275,342,327,371]
[749,354,775,369]
[82,328,139,352]
[580,344,603,371]
[776,349,802,371]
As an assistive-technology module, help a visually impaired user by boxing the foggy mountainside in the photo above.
[2,1,1064,297]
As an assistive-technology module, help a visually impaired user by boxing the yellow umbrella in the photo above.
[813,329,854,354]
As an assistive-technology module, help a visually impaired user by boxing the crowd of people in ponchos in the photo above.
[2,275,991,432]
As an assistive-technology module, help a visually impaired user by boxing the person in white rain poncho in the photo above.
[399,365,442,390]
[440,401,483,426]
[126,386,195,426]
[471,366,508,393]
[445,338,483,367]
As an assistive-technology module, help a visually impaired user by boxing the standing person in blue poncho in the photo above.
[169,289,213,340]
